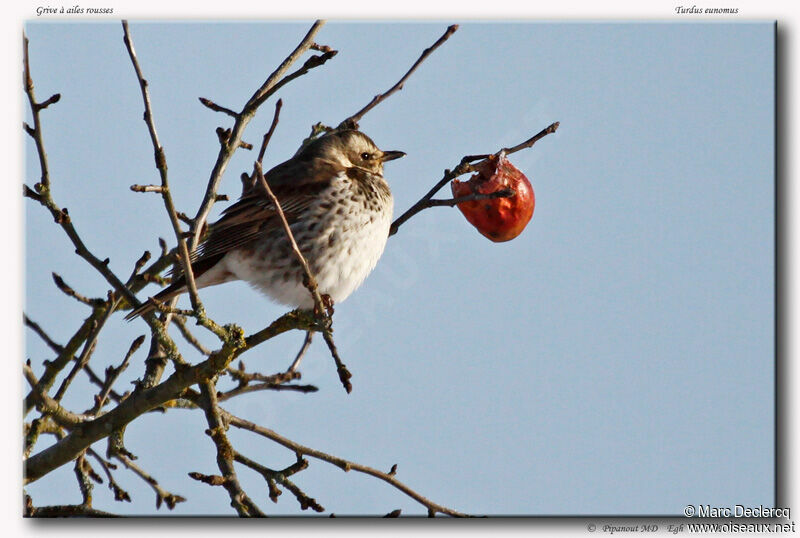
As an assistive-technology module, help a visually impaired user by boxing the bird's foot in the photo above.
[321,294,335,317]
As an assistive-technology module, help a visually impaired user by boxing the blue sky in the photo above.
[22,20,775,516]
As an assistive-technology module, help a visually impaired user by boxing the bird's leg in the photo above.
[321,294,335,317]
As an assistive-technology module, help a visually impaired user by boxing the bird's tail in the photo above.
[124,253,228,321]
[124,280,188,320]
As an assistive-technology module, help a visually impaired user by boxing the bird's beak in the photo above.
[380,150,406,162]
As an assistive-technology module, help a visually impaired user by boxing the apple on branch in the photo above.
[450,152,535,242]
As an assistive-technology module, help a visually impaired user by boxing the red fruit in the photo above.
[450,152,535,242]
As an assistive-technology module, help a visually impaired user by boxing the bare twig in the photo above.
[227,364,301,386]
[23,170,140,310]
[24,364,92,428]
[24,306,109,416]
[24,326,247,484]
[197,379,264,516]
[51,272,105,306]
[130,184,165,193]
[220,382,318,400]
[23,314,64,354]
[82,363,127,406]
[425,188,514,208]
[255,163,324,310]
[26,504,119,518]
[464,120,561,160]
[24,417,63,459]
[254,163,352,393]
[234,452,324,512]
[339,25,458,129]
[198,97,237,118]
[122,20,201,314]
[191,20,327,249]
[86,448,132,503]
[287,331,314,373]
[257,98,283,165]
[243,309,319,350]
[249,47,338,112]
[88,335,144,415]
[112,452,186,510]
[127,250,152,282]
[53,296,121,402]
[74,454,96,507]
[221,409,470,517]
[173,315,212,355]
[23,33,58,191]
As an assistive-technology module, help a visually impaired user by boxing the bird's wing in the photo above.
[189,157,345,265]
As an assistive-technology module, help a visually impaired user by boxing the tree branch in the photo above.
[112,452,186,510]
[338,24,458,129]
[122,20,202,314]
[23,314,64,355]
[254,163,352,393]
[222,409,470,517]
[191,20,327,249]
[197,378,265,516]
[22,33,58,191]
[257,98,283,165]
[23,326,246,484]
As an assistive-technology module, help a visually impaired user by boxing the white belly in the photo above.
[223,180,393,309]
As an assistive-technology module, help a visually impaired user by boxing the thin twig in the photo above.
[86,448,131,503]
[387,189,515,234]
[53,296,121,402]
[221,409,470,517]
[198,379,264,516]
[23,314,64,354]
[24,364,92,428]
[23,157,140,310]
[191,20,327,249]
[173,315,212,355]
[257,98,283,164]
[88,335,144,415]
[51,272,104,306]
[112,452,186,510]
[288,331,314,373]
[198,97,237,118]
[227,364,301,386]
[249,47,338,112]
[427,189,514,208]
[122,20,201,314]
[234,452,324,512]
[219,382,318,400]
[24,327,247,484]
[27,504,119,517]
[339,25,458,129]
[254,162,352,393]
[130,184,165,193]
[22,33,57,191]
[24,307,108,416]
[81,362,127,406]
[127,250,152,283]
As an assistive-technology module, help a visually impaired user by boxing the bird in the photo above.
[126,129,405,320]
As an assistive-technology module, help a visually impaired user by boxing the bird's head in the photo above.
[307,130,405,177]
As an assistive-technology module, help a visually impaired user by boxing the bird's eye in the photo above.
[360,152,371,160]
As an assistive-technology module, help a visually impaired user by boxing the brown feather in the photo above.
[126,129,395,320]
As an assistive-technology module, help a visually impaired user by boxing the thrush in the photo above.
[127,129,405,319]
